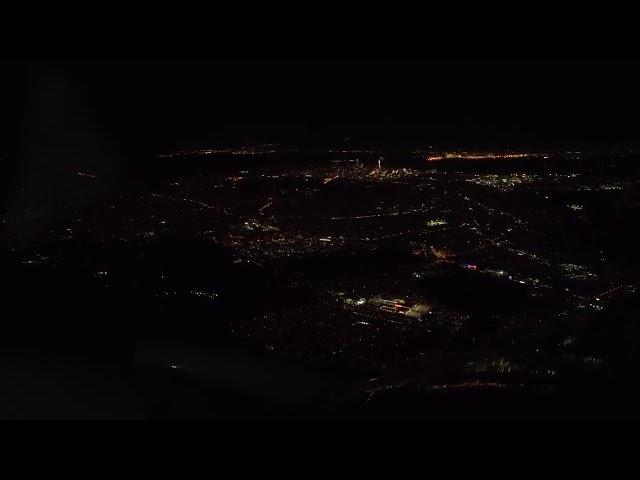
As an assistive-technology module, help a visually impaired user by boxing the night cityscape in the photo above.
[2,58,640,420]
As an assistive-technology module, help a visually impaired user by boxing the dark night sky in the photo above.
[2,58,640,166]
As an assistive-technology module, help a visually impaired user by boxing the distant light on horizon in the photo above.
[426,152,537,162]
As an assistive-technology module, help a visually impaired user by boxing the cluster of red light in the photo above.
[426,153,530,162]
